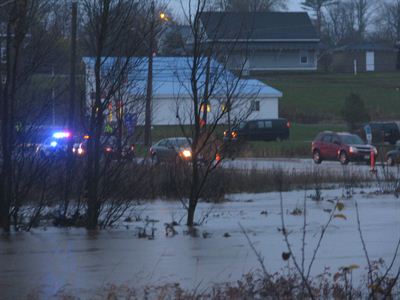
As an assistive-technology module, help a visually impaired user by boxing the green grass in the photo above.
[259,72,400,122]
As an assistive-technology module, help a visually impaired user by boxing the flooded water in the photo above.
[1,188,399,299]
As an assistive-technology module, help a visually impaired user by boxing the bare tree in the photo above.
[375,0,400,43]
[325,1,357,45]
[352,0,373,41]
[212,0,287,11]
[81,0,150,229]
[301,0,336,36]
[0,0,61,233]
[175,0,260,226]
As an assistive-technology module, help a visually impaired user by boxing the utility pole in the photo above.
[52,66,55,126]
[63,0,78,217]
[69,0,77,132]
[144,0,155,147]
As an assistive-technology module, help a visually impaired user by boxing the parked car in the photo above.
[385,141,400,166]
[150,137,192,163]
[72,135,135,160]
[311,131,377,165]
[223,118,290,142]
[363,121,400,145]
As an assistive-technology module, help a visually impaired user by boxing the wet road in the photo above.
[1,188,399,299]
[222,157,383,174]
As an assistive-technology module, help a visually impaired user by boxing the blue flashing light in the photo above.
[53,131,71,139]
[50,141,58,147]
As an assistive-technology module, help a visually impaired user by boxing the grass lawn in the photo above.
[259,72,400,122]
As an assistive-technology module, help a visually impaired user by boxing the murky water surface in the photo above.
[1,188,399,299]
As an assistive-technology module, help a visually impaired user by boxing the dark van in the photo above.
[224,118,290,141]
[363,121,400,145]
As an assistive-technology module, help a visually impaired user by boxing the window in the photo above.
[249,121,257,130]
[321,134,332,143]
[331,136,341,144]
[221,102,230,112]
[265,121,272,128]
[300,51,308,64]
[200,102,211,113]
[251,100,260,112]
[158,140,167,147]
[257,121,265,128]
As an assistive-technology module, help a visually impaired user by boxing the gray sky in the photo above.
[168,0,305,18]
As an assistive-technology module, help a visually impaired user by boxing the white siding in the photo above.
[150,96,279,125]
[247,98,278,120]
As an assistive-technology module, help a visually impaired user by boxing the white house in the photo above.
[83,57,282,126]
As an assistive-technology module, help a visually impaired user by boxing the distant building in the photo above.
[83,57,282,126]
[331,43,398,73]
[198,12,320,74]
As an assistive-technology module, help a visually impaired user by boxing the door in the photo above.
[330,135,341,159]
[366,51,375,72]
[319,134,332,159]
[156,140,169,160]
[247,121,258,140]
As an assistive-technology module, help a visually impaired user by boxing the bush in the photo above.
[341,93,370,130]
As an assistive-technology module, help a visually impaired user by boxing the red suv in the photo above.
[311,131,377,165]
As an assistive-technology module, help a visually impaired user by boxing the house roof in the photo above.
[334,43,397,52]
[199,12,319,42]
[83,56,282,98]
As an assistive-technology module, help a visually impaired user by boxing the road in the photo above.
[222,157,386,175]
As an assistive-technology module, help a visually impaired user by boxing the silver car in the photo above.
[149,137,192,163]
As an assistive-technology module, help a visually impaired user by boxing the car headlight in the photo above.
[181,149,192,158]
[349,146,358,153]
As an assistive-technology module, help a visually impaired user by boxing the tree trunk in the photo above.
[86,50,103,229]
[0,18,21,232]
[86,113,102,230]
[187,199,197,227]
[63,0,78,217]
[187,144,199,226]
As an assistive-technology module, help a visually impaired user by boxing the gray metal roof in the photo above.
[83,56,282,98]
[200,12,319,41]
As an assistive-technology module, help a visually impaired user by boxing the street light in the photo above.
[144,3,171,146]
[159,12,169,22]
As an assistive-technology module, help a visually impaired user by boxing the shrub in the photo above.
[341,93,370,130]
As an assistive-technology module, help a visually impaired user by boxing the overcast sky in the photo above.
[168,0,305,18]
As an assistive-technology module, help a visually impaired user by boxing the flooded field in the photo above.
[1,188,399,299]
